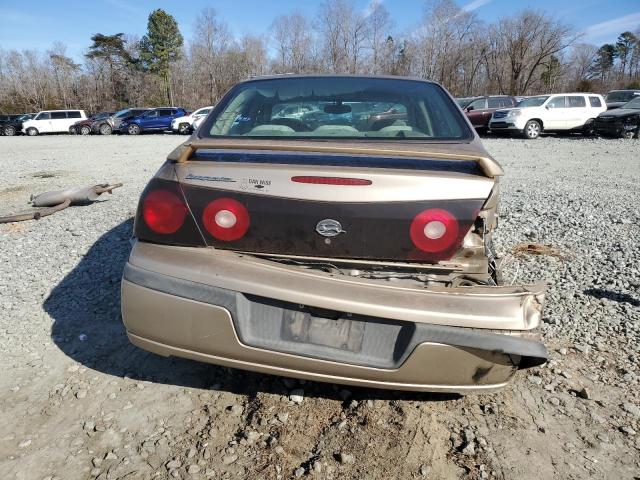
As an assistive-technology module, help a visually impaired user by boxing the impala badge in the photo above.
[316,219,345,237]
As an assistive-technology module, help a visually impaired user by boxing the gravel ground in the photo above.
[0,134,639,480]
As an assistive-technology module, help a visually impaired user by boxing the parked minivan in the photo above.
[489,93,606,139]
[22,110,87,136]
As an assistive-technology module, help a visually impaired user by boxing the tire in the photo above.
[622,128,639,140]
[69,126,77,134]
[523,120,541,139]
[99,123,113,135]
[127,124,141,135]
[4,126,16,136]
[80,125,91,135]
[582,119,596,137]
[178,122,191,134]
[27,127,39,136]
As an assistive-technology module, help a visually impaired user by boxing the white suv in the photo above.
[22,110,87,136]
[171,106,213,134]
[489,94,606,139]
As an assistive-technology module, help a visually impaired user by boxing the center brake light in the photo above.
[291,176,372,186]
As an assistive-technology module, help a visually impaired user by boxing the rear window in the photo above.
[606,91,639,103]
[589,96,602,107]
[202,77,472,141]
[67,111,82,118]
[568,96,586,108]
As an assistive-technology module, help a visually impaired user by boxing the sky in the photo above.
[1,0,639,61]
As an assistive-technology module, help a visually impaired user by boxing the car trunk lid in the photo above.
[170,145,497,263]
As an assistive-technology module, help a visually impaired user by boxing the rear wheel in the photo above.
[80,125,91,135]
[178,122,191,134]
[523,120,541,139]
[99,123,112,135]
[622,128,639,139]
[27,127,39,136]
[4,126,16,136]
[128,124,141,135]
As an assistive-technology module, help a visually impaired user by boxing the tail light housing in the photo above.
[410,208,459,254]
[202,197,250,241]
[134,178,205,247]
[142,190,187,234]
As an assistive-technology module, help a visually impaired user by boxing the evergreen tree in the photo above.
[590,44,615,82]
[139,9,184,105]
[86,33,136,106]
[616,31,637,78]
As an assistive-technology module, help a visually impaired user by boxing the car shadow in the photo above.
[583,288,640,307]
[45,220,458,403]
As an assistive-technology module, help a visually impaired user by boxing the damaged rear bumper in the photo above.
[121,240,547,393]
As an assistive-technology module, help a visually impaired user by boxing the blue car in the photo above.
[120,107,187,135]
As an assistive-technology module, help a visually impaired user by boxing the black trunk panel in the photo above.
[181,183,484,262]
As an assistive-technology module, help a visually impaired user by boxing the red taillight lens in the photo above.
[142,189,188,234]
[202,198,250,241]
[291,176,372,186]
[410,208,459,253]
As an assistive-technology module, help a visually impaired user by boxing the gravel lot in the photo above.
[0,134,639,480]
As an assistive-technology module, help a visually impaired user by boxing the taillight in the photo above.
[410,208,459,253]
[142,190,188,234]
[202,197,250,241]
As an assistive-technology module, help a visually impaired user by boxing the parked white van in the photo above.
[489,93,606,139]
[22,110,87,136]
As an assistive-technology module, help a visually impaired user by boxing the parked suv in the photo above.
[22,110,87,136]
[461,96,517,131]
[489,93,606,139]
[171,106,212,134]
[70,112,113,135]
[604,89,640,110]
[92,108,150,135]
[120,107,187,135]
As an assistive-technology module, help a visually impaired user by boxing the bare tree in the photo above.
[366,1,394,74]
[191,7,232,104]
[316,0,369,74]
[270,13,315,73]
[565,43,597,90]
[486,10,577,95]
[408,0,486,95]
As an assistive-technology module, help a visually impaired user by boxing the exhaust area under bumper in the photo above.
[121,241,547,392]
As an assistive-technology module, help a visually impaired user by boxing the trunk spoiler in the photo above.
[168,141,504,178]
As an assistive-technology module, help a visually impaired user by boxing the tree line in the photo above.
[0,0,639,113]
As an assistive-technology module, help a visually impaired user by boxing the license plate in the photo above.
[281,311,364,353]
